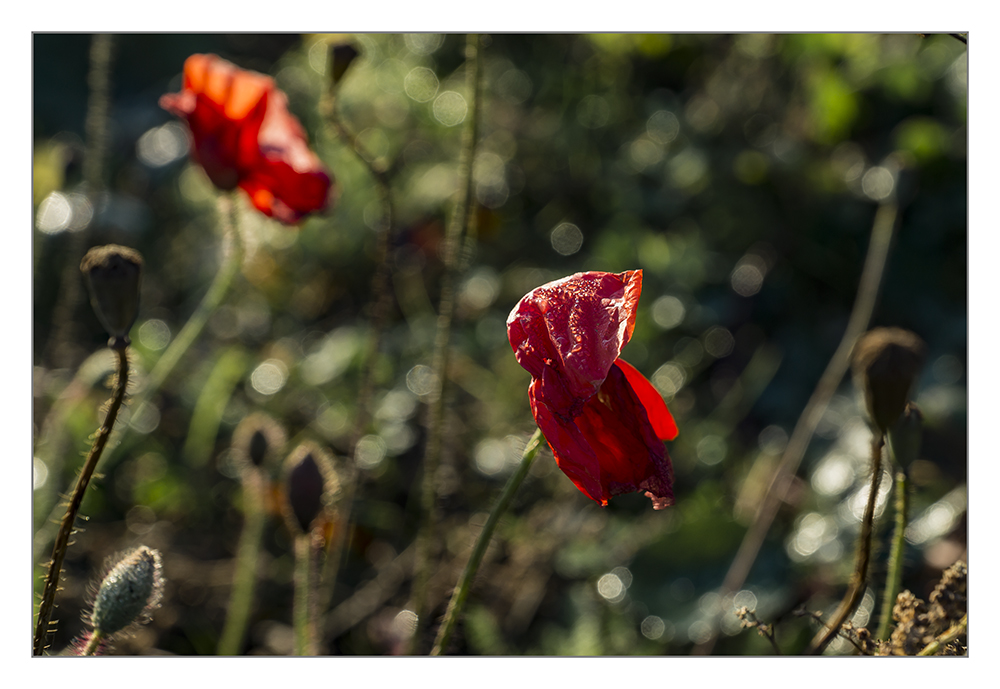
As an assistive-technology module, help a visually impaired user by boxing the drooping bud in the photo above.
[80,244,143,349]
[283,442,339,535]
[329,42,359,86]
[231,413,286,472]
[90,546,164,639]
[851,327,926,434]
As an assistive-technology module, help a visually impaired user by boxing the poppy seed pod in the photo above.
[887,402,923,468]
[851,327,926,435]
[283,442,338,534]
[80,244,143,348]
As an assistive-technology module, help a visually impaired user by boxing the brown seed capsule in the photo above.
[80,244,143,348]
[851,327,926,434]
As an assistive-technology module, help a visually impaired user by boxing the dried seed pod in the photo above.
[887,402,923,467]
[80,244,143,348]
[851,327,926,434]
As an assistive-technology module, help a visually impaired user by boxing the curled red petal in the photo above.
[615,358,678,441]
[530,360,675,509]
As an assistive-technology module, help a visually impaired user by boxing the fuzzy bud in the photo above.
[329,42,359,86]
[283,442,338,534]
[851,327,926,435]
[232,413,286,472]
[80,244,143,348]
[90,546,164,638]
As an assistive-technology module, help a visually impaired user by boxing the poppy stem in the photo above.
[410,32,483,650]
[875,468,909,642]
[431,427,544,656]
[292,530,322,655]
[808,434,885,654]
[693,200,899,655]
[112,192,244,461]
[33,343,130,655]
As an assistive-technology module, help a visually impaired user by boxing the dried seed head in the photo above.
[89,546,164,638]
[80,244,143,348]
[283,442,339,534]
[851,327,926,434]
[231,412,286,472]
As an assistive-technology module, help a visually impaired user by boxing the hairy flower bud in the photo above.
[90,546,164,638]
[851,327,926,435]
[283,442,339,534]
[80,244,143,348]
[232,412,286,472]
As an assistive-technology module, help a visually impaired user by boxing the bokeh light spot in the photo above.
[550,222,584,256]
[404,66,440,103]
[651,295,685,330]
[596,572,626,603]
[250,359,288,396]
[138,319,171,351]
[433,91,468,126]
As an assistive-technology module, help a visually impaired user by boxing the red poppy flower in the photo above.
[507,270,678,509]
[160,53,333,224]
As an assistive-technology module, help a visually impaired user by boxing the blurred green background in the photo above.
[32,33,967,655]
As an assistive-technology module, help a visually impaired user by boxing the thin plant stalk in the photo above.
[809,435,885,654]
[293,531,322,655]
[431,427,543,656]
[411,32,483,646]
[217,470,268,656]
[317,56,396,615]
[33,344,130,655]
[876,469,909,642]
[917,614,967,656]
[693,201,899,655]
[133,193,243,417]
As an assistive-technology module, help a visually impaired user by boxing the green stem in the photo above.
[876,469,909,642]
[293,532,320,655]
[809,435,884,654]
[33,344,130,655]
[82,630,106,656]
[217,470,268,655]
[126,193,243,441]
[411,32,483,648]
[430,427,543,656]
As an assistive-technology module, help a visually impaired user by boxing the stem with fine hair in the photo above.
[317,58,397,617]
[692,200,899,655]
[217,469,269,655]
[103,192,243,472]
[410,33,483,649]
[809,435,885,654]
[876,469,909,642]
[293,531,321,655]
[431,427,543,656]
[33,344,130,655]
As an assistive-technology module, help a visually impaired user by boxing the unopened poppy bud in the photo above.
[851,327,926,434]
[283,442,338,534]
[329,43,359,86]
[80,244,143,349]
[887,402,923,468]
[90,546,164,638]
[232,413,286,472]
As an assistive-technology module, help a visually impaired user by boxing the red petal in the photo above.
[530,361,674,508]
[161,53,333,224]
[507,270,642,403]
[614,359,678,441]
